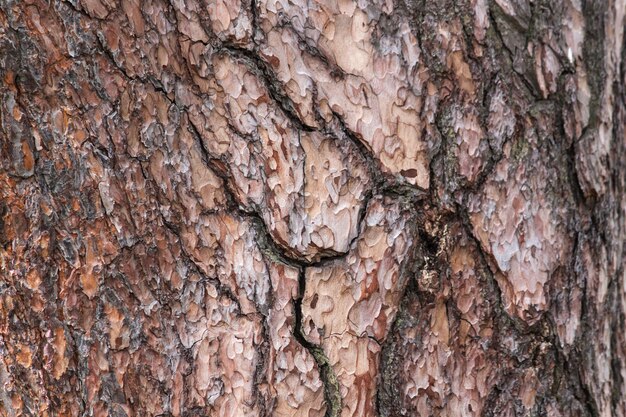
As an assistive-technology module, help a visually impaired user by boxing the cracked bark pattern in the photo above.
[0,0,624,416]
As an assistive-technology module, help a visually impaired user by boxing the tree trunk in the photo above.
[0,0,624,416]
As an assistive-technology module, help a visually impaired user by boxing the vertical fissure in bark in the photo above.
[328,110,387,190]
[609,278,625,415]
[376,215,432,417]
[293,268,342,417]
[189,104,349,414]
[580,0,608,128]
[571,237,601,417]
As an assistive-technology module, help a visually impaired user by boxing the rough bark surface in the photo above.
[0,0,624,416]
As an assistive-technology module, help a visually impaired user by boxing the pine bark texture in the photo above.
[0,0,625,416]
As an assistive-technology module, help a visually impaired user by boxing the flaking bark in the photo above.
[0,0,624,416]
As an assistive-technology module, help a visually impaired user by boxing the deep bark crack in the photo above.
[293,268,342,417]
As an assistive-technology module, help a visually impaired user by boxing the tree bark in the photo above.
[0,0,624,416]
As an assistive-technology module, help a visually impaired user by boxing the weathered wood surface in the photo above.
[0,0,624,416]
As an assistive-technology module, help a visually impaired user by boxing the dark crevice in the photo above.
[186,109,364,416]
[218,38,395,203]
[249,0,260,45]
[487,4,542,100]
[609,276,625,416]
[293,268,342,417]
[580,0,608,128]
[454,205,515,328]
[187,112,372,267]
[218,44,315,132]
[572,235,601,417]
[93,31,177,107]
[376,206,443,417]
[566,128,593,209]
[325,109,426,200]
[269,20,347,81]
[328,110,381,181]
[253,317,271,417]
